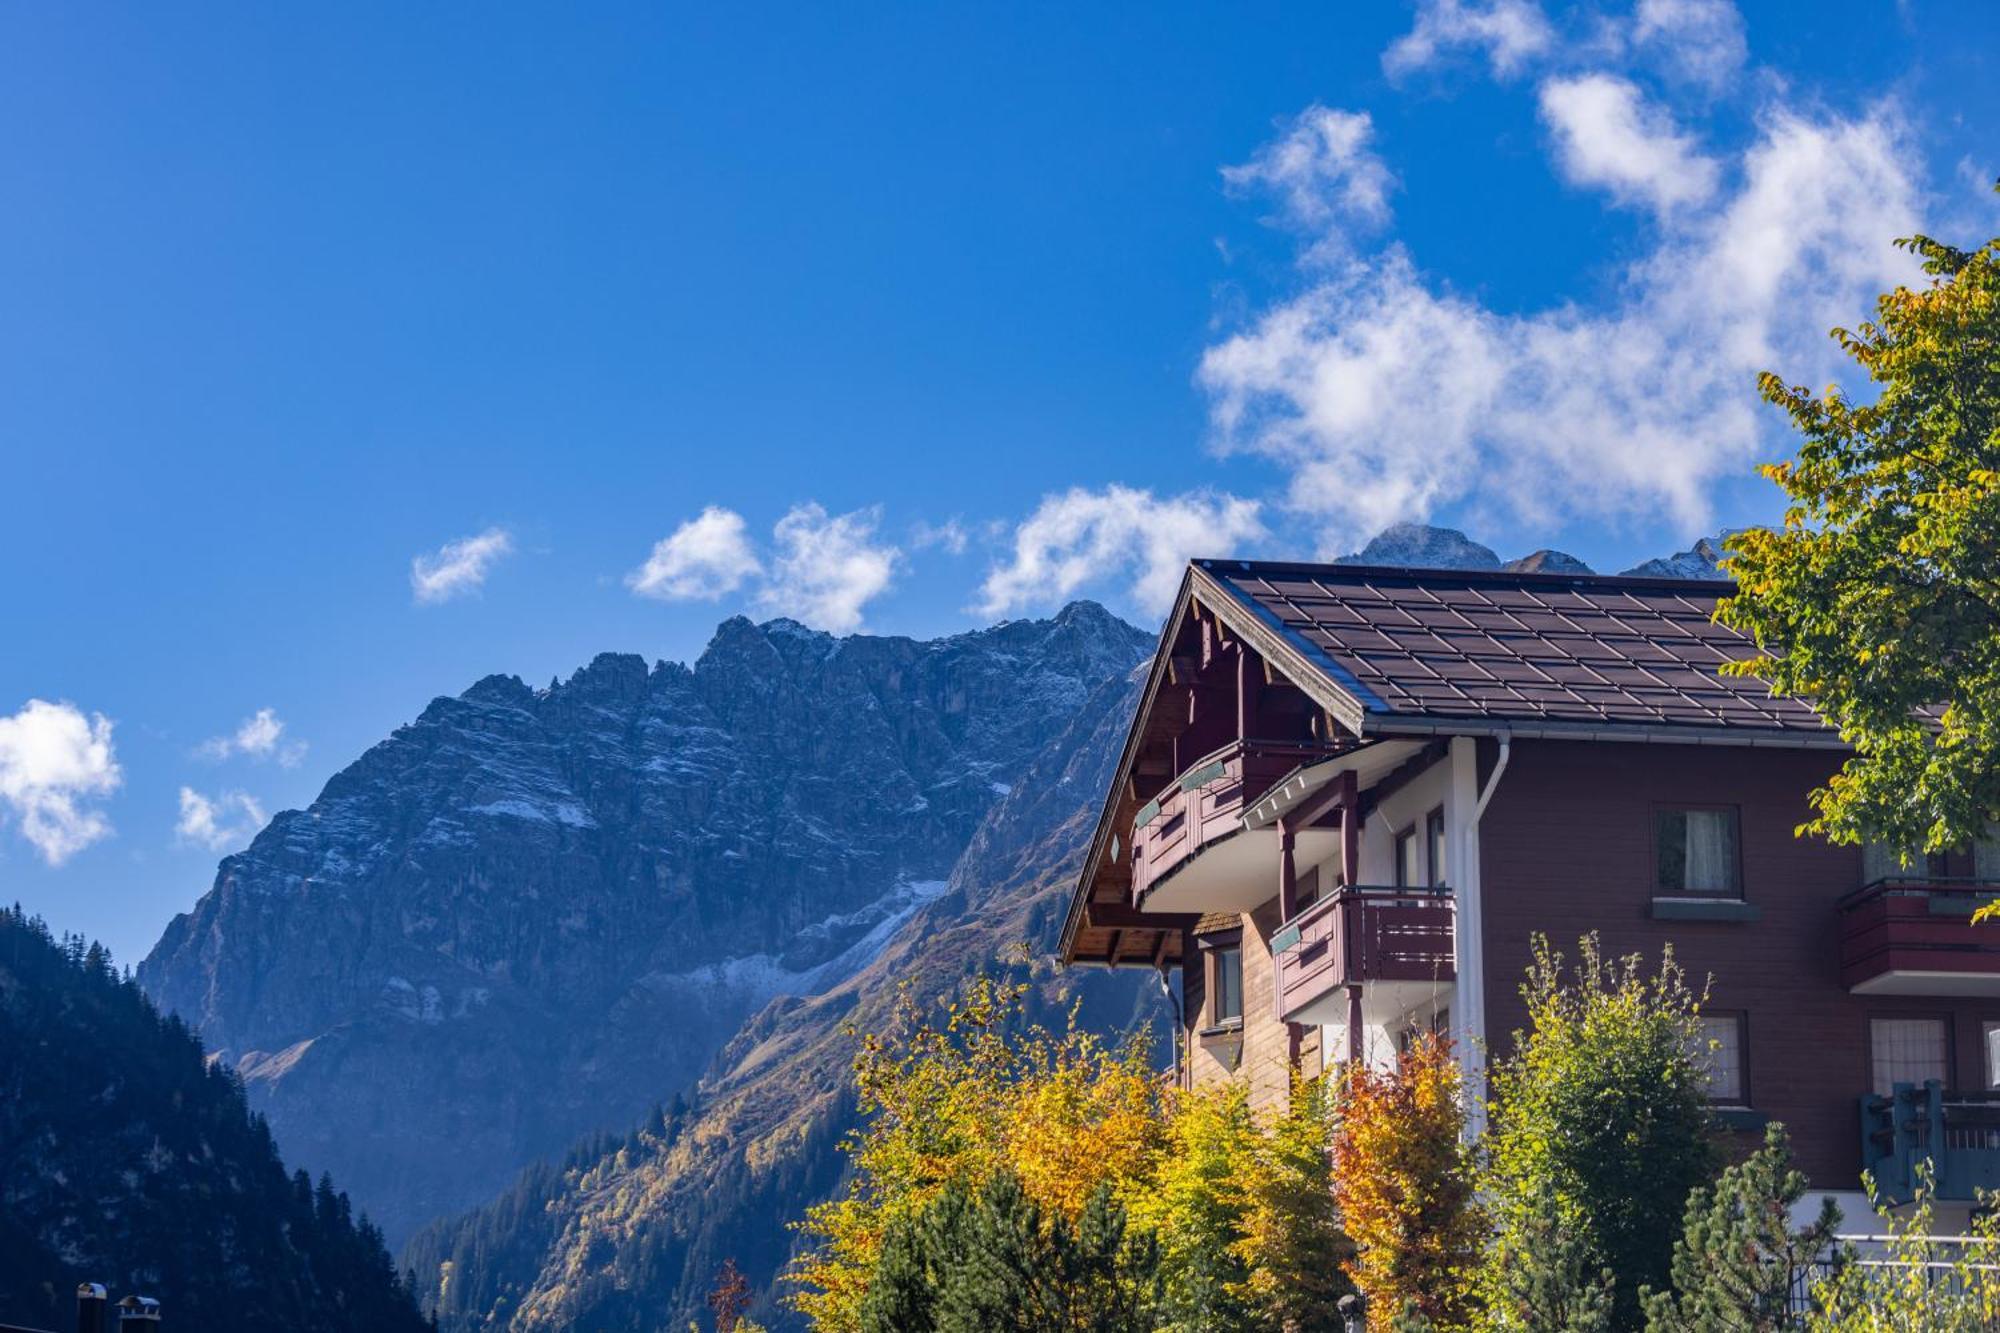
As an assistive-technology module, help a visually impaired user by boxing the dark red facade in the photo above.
[1478,738,2000,1190]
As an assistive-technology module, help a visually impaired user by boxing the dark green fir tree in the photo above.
[1642,1123,1845,1332]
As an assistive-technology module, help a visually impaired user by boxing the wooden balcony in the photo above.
[1272,885,1456,1028]
[1128,741,1336,914]
[1861,1082,2000,1202]
[1839,879,2000,995]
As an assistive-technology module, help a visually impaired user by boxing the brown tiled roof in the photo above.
[1199,560,1829,738]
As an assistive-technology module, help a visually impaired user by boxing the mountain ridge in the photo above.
[139,602,1155,1244]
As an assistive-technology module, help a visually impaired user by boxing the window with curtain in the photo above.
[1211,946,1242,1025]
[1426,807,1448,888]
[1871,1017,1948,1095]
[1395,827,1419,887]
[1656,808,1741,896]
[1698,1014,1746,1104]
[1985,1021,2000,1089]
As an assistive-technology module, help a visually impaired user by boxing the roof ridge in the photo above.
[1194,556,1735,594]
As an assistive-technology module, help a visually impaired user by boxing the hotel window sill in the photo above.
[1650,896,1762,923]
[1711,1106,1770,1132]
[1197,1020,1245,1040]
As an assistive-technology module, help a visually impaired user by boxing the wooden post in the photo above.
[1278,819,1297,921]
[1339,768,1360,886]
[1346,984,1365,1065]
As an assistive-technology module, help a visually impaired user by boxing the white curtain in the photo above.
[1683,810,1733,893]
[1872,1018,1948,1096]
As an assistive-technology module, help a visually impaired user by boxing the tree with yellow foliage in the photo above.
[1330,1031,1481,1330]
[788,976,1170,1332]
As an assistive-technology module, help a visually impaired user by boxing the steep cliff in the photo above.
[402,657,1156,1331]
[140,603,1152,1243]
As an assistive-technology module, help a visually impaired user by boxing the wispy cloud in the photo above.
[1538,74,1719,214]
[757,504,901,634]
[199,707,306,767]
[626,507,763,601]
[910,518,971,556]
[1200,49,1931,555]
[1222,106,1396,243]
[979,486,1265,617]
[0,699,122,865]
[176,787,268,853]
[411,527,515,604]
[1632,0,1748,90]
[628,503,902,632]
[1382,0,1556,81]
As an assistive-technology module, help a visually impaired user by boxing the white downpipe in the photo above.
[1452,732,1511,1139]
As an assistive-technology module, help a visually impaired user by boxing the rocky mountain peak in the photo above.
[138,603,1151,1243]
[1620,533,1732,580]
[1338,521,1503,570]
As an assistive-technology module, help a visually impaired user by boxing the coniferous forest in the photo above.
[0,906,429,1332]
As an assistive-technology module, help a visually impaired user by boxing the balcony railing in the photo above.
[1861,1082,2000,1201]
[1128,740,1332,907]
[1838,879,2000,993]
[1272,885,1455,1023]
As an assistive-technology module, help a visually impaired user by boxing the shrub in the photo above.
[1482,935,1717,1329]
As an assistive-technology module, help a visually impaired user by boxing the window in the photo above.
[1698,1014,1747,1105]
[1211,947,1243,1025]
[1871,1017,1949,1096]
[1395,827,1419,887]
[1656,808,1741,896]
[1294,864,1322,912]
[1426,808,1448,888]
[1984,1021,2000,1090]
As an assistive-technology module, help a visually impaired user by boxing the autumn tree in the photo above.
[1233,1074,1354,1332]
[1642,1123,1844,1332]
[789,977,1168,1331]
[1719,210,2000,858]
[1331,1033,1480,1330]
[1481,936,1717,1330]
[1126,1083,1259,1330]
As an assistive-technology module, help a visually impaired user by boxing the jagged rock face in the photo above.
[1338,521,1503,569]
[403,657,1161,1333]
[139,603,1151,1243]
[1622,534,1732,579]
[1505,548,1595,574]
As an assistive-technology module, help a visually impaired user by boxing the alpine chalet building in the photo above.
[1058,558,2000,1221]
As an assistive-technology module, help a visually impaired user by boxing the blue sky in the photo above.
[2,0,1995,962]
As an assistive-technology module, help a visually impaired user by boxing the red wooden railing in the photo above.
[1273,885,1455,1020]
[1128,740,1329,906]
[1839,879,2000,990]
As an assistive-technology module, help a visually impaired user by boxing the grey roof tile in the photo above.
[1201,560,1829,736]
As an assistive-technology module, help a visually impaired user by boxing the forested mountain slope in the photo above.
[0,908,426,1333]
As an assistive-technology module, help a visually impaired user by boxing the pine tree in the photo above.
[1642,1122,1844,1331]
[1484,1196,1616,1333]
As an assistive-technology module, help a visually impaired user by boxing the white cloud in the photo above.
[199,707,305,767]
[411,527,514,604]
[176,787,268,853]
[1223,107,1396,244]
[1538,74,1720,214]
[1200,102,1926,555]
[627,506,763,601]
[756,504,901,633]
[0,699,122,865]
[979,486,1266,617]
[1382,0,1556,81]
[910,518,971,556]
[1633,0,1748,90]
